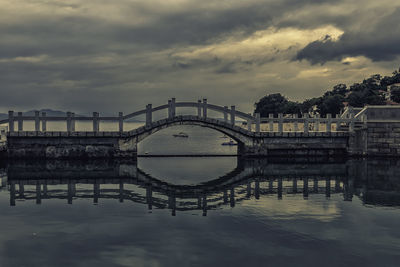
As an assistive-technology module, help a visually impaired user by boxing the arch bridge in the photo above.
[2,98,360,158]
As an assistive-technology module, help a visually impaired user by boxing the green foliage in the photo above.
[254,93,301,116]
[381,68,400,87]
[347,89,385,107]
[254,68,400,115]
[317,95,344,116]
[300,98,320,113]
[254,93,287,116]
[331,84,347,96]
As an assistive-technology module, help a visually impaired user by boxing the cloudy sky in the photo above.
[1,0,399,114]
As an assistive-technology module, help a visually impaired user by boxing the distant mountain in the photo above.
[23,109,87,117]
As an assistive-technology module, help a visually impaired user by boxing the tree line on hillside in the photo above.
[254,68,400,116]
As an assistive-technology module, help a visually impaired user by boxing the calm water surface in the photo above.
[0,125,399,267]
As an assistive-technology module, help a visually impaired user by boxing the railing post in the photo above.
[92,112,99,132]
[41,112,47,132]
[146,104,152,127]
[278,113,283,133]
[294,114,299,132]
[246,113,253,132]
[168,100,172,119]
[362,114,368,129]
[336,114,341,132]
[247,114,252,131]
[197,100,202,118]
[67,112,72,132]
[326,114,332,133]
[349,112,354,132]
[119,112,123,133]
[18,112,23,132]
[269,114,273,132]
[34,111,40,131]
[71,112,75,132]
[171,97,176,117]
[304,113,309,133]
[223,106,229,122]
[8,111,14,133]
[203,99,207,119]
[315,114,320,132]
[230,105,235,125]
[255,113,260,133]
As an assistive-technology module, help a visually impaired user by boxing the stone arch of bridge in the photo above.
[123,117,254,154]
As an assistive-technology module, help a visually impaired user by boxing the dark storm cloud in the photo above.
[295,7,400,64]
[0,0,341,59]
[0,0,399,113]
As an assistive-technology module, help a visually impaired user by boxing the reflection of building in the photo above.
[0,125,7,143]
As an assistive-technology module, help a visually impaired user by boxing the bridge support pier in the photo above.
[8,111,14,133]
[41,112,47,132]
[18,112,23,132]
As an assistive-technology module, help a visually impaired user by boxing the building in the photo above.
[386,82,400,100]
[0,126,8,144]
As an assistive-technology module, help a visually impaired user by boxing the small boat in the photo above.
[221,139,237,146]
[173,132,189,138]
[220,135,229,139]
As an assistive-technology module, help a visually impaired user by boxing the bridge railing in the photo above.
[1,98,360,134]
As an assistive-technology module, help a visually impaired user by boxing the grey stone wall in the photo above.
[240,133,349,157]
[7,134,137,158]
[350,122,400,157]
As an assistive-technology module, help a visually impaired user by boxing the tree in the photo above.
[254,93,302,116]
[284,101,301,114]
[332,84,347,96]
[317,95,344,116]
[300,98,320,114]
[254,93,288,116]
[347,89,385,107]
[254,68,400,116]
[347,91,365,107]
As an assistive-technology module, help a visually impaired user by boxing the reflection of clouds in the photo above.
[243,195,341,222]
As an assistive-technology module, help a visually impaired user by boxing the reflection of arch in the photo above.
[6,159,351,215]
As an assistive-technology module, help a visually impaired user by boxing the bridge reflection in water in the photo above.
[2,158,400,216]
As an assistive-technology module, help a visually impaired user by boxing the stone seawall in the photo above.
[4,125,400,158]
[6,133,137,158]
[240,133,350,157]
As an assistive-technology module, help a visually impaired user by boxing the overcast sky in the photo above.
[1,0,399,114]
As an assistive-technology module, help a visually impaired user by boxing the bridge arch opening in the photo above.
[137,124,241,156]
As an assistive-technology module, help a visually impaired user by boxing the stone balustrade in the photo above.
[1,99,358,134]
